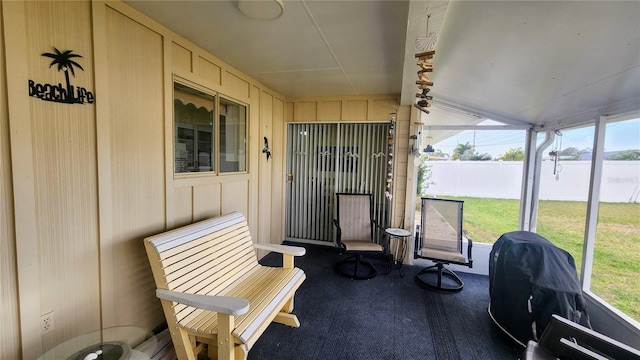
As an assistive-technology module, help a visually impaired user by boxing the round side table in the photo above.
[385,227,412,277]
[38,326,155,360]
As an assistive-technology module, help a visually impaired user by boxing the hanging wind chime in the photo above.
[549,130,563,181]
[424,127,434,153]
[414,13,436,116]
[385,109,397,201]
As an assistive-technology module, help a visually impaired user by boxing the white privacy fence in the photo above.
[424,160,640,203]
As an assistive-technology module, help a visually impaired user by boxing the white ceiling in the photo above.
[125,0,640,132]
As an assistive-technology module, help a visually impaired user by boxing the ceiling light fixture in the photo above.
[238,0,284,20]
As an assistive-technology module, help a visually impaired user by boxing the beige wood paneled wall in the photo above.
[97,4,166,329]
[393,105,416,232]
[0,2,22,358]
[27,0,102,350]
[165,31,282,240]
[269,95,286,243]
[3,1,101,357]
[285,95,400,122]
[1,1,414,358]
[1,0,286,358]
[93,0,286,332]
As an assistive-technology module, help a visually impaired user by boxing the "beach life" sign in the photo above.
[28,47,95,105]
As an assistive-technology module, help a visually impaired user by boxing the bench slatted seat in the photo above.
[145,212,306,360]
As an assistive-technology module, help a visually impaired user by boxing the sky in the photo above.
[433,118,640,158]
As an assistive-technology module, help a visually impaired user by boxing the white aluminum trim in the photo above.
[581,116,606,290]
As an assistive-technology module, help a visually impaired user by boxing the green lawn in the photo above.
[429,196,640,323]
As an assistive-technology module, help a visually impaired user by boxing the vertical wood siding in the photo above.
[0,2,21,358]
[103,6,166,329]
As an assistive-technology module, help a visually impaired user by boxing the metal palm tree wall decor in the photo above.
[42,47,83,92]
[28,46,95,104]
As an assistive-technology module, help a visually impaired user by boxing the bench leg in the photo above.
[282,296,294,313]
[162,300,199,360]
[234,345,248,360]
[207,337,217,360]
[217,314,235,360]
[172,327,198,360]
[207,342,247,360]
[273,312,301,328]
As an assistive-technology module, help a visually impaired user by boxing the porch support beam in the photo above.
[519,130,555,232]
[519,129,537,231]
[581,116,606,289]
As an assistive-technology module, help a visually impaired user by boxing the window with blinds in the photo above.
[285,123,392,244]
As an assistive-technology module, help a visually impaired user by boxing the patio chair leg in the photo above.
[415,263,464,293]
[336,254,378,280]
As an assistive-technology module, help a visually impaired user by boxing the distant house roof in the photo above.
[425,153,450,161]
[579,150,631,161]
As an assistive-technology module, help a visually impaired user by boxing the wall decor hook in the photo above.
[262,136,271,161]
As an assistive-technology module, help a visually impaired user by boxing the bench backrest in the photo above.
[145,212,259,321]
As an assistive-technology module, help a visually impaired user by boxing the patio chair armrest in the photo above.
[463,230,473,264]
[372,219,384,231]
[156,289,250,316]
[333,219,342,237]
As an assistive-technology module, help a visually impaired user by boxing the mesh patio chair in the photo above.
[333,193,385,280]
[414,197,473,292]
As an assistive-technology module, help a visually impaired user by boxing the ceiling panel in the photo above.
[431,1,640,127]
[126,0,339,73]
[253,68,352,98]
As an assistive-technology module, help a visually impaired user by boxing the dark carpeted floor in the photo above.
[250,243,522,360]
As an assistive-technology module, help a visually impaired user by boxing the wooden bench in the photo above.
[144,212,306,360]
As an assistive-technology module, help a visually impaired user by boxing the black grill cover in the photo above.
[488,231,590,347]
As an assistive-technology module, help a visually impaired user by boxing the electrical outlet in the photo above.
[41,312,54,334]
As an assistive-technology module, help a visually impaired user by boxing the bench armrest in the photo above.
[254,243,306,257]
[156,289,250,316]
[254,243,305,269]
